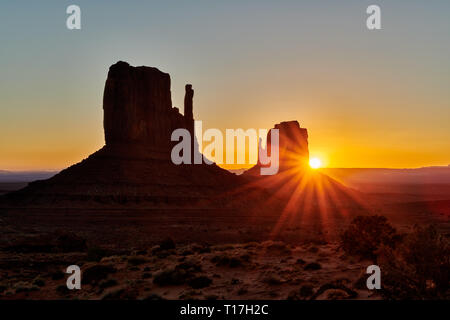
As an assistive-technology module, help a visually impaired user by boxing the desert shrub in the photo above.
[151,238,176,258]
[240,254,251,262]
[143,293,165,300]
[6,231,86,253]
[56,284,70,295]
[176,261,202,273]
[308,246,319,253]
[354,271,369,290]
[299,285,315,297]
[33,278,45,287]
[181,250,193,256]
[243,242,259,249]
[159,238,176,250]
[178,290,202,299]
[153,250,172,258]
[55,231,87,252]
[153,261,201,286]
[192,243,211,253]
[86,247,113,262]
[14,282,39,294]
[378,225,450,299]
[50,271,65,280]
[101,288,125,300]
[237,287,248,295]
[266,242,291,255]
[188,276,212,289]
[213,244,235,251]
[287,284,315,300]
[153,269,189,286]
[211,254,243,268]
[310,280,357,300]
[102,288,138,300]
[400,225,449,290]
[340,215,398,259]
[127,256,148,266]
[99,279,118,289]
[262,274,283,285]
[82,264,117,285]
[304,262,322,271]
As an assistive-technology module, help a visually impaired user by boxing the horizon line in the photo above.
[2,164,450,173]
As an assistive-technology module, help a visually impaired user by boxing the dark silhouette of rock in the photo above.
[244,120,309,176]
[242,121,365,223]
[0,61,359,223]
[184,84,194,121]
[273,121,309,169]
[103,61,193,149]
[1,62,260,208]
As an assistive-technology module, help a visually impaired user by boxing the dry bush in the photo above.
[86,246,113,262]
[127,256,148,266]
[378,225,450,299]
[153,261,202,286]
[310,280,357,300]
[262,274,283,285]
[211,254,243,268]
[188,276,212,289]
[82,264,117,285]
[304,262,322,271]
[340,215,399,260]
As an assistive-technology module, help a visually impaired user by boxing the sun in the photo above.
[309,157,322,169]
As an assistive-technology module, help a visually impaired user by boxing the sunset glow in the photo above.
[0,2,449,171]
[309,157,322,169]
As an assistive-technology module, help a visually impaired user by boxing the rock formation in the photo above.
[270,120,309,169]
[3,62,253,208]
[103,61,194,149]
[244,120,309,176]
[242,120,363,212]
[1,61,358,215]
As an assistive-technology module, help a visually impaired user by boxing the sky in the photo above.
[0,0,449,170]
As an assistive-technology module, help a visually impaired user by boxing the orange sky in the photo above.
[1,2,449,171]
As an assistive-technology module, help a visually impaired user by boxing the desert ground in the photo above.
[0,188,448,300]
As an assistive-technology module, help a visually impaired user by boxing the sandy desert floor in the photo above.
[0,197,448,300]
[0,238,378,300]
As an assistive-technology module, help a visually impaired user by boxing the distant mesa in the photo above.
[243,121,360,212]
[244,120,309,176]
[272,121,309,169]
